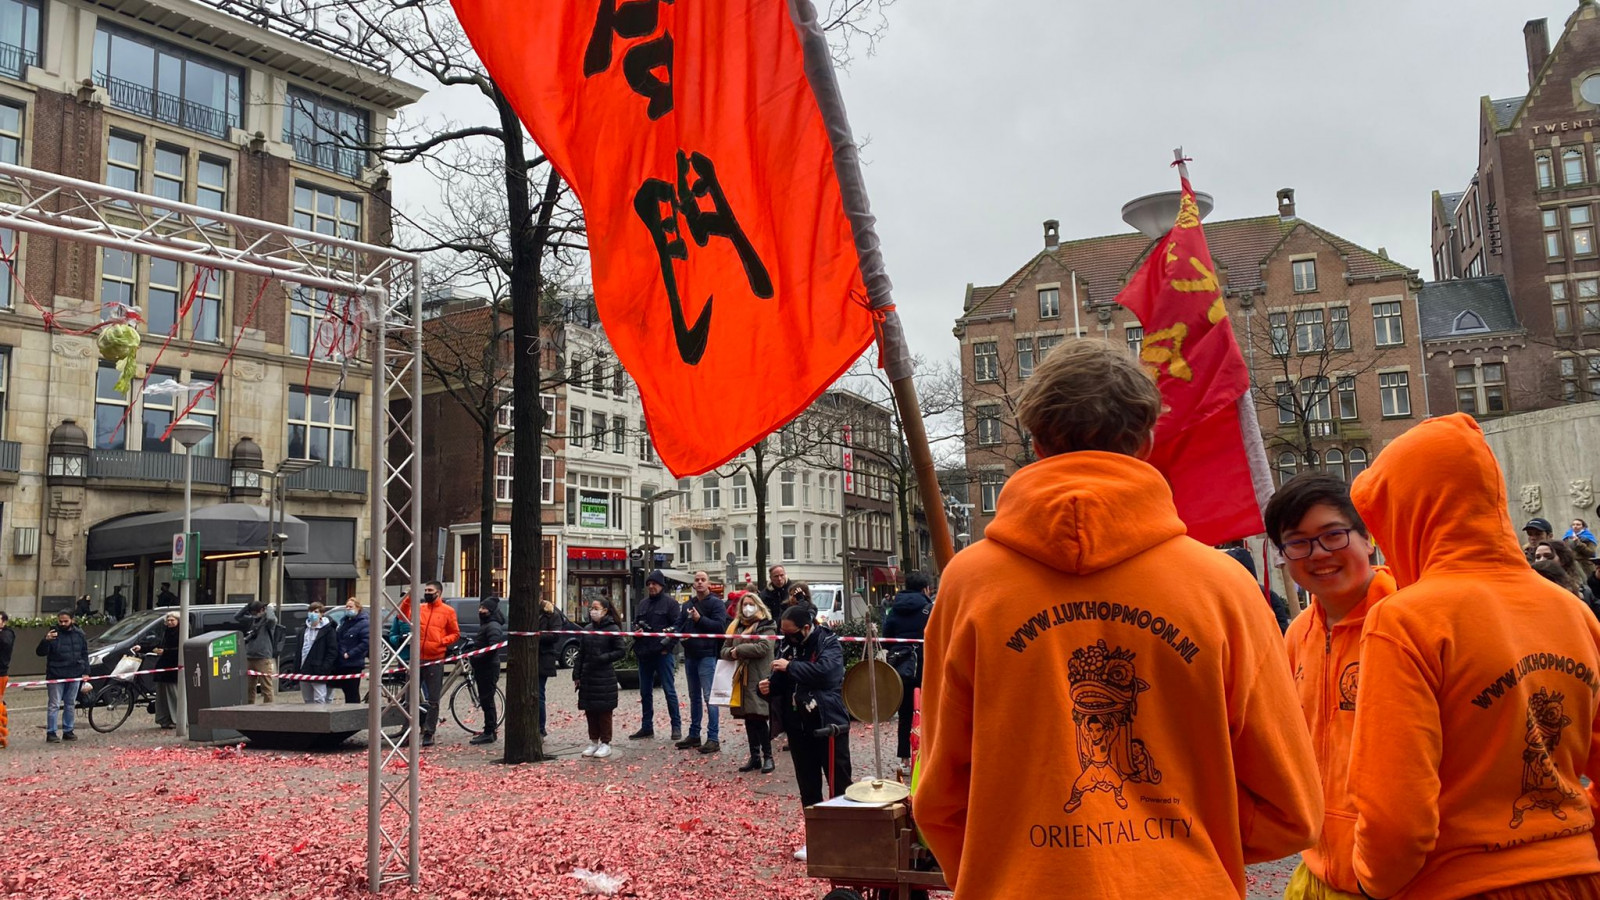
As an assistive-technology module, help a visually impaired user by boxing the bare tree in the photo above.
[714,413,843,579]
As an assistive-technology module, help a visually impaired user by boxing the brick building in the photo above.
[955,190,1421,538]
[1430,2,1600,411]
[0,0,420,615]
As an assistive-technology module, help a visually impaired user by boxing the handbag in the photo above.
[887,645,920,682]
[709,658,738,706]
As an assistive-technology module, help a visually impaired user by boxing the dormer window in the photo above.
[1451,310,1490,335]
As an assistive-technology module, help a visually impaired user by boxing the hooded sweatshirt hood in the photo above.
[890,590,930,613]
[1349,413,1525,588]
[984,452,1187,576]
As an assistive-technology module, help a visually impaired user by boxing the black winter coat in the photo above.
[472,600,508,679]
[770,625,849,736]
[336,611,370,671]
[153,622,179,684]
[37,624,89,679]
[633,590,681,657]
[677,593,729,659]
[537,606,568,678]
[882,590,931,687]
[574,616,624,712]
[0,625,13,676]
[299,624,340,677]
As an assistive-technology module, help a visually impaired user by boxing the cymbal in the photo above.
[844,778,911,804]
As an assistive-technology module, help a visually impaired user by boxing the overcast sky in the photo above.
[395,0,1567,367]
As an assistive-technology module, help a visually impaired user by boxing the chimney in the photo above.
[1276,188,1296,221]
[1043,219,1060,251]
[1525,18,1550,88]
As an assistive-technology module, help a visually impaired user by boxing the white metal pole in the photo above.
[176,424,194,740]
[1071,271,1081,340]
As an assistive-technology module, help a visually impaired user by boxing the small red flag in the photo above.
[447,0,889,476]
[1115,176,1264,544]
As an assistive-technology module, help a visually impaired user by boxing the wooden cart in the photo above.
[804,799,948,900]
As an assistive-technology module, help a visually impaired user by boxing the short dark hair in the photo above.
[0,611,8,624]
[425,581,443,593]
[1533,558,1575,591]
[781,605,814,628]
[905,571,932,593]
[1264,473,1369,549]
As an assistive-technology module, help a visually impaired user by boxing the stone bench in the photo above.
[198,704,404,750]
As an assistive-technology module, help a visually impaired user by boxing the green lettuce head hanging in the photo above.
[97,323,141,394]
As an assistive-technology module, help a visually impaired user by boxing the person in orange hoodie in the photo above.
[1264,473,1397,900]
[409,581,460,747]
[1348,413,1600,900]
[915,340,1322,900]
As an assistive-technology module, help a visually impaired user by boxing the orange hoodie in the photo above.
[915,452,1322,900]
[1284,566,1397,893]
[1348,413,1600,899]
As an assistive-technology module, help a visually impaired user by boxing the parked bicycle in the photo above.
[85,652,158,733]
[442,659,503,736]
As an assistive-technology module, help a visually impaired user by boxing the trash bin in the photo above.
[185,630,248,742]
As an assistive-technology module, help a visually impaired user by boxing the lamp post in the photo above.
[266,458,319,615]
[168,412,212,741]
[622,488,684,610]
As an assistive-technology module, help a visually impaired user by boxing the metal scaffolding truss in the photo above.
[0,162,425,890]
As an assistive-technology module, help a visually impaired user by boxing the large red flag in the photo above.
[447,0,897,476]
[1115,175,1265,544]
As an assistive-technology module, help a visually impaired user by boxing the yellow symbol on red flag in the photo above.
[1140,324,1193,382]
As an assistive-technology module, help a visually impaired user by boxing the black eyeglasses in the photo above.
[1281,528,1354,560]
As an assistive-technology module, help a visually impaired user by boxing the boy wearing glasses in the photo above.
[1265,474,1394,900]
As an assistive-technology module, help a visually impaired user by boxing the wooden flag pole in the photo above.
[891,371,957,571]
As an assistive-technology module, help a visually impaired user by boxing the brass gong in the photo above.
[843,657,903,724]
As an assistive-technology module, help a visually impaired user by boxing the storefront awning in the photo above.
[870,565,901,584]
[655,568,696,585]
[284,517,358,580]
[87,503,308,564]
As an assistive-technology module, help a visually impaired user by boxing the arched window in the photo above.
[1305,450,1321,473]
[1537,153,1555,189]
[1348,448,1369,480]
[1452,310,1489,334]
[1325,448,1345,481]
[1277,451,1297,486]
[1565,148,1587,186]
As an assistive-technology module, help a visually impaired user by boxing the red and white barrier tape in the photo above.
[505,628,923,644]
[11,667,181,689]
[249,641,508,682]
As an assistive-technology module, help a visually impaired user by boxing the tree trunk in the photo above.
[502,85,561,764]
[478,304,501,600]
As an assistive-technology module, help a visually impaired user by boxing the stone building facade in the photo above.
[0,0,420,615]
[955,190,1421,538]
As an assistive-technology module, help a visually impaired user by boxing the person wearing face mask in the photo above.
[410,582,459,747]
[334,597,369,704]
[536,597,568,737]
[469,596,508,745]
[762,605,851,861]
[721,594,776,774]
[575,598,625,758]
[298,603,339,704]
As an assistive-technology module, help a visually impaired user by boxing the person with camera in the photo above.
[882,571,933,777]
[231,600,281,704]
[762,604,851,861]
[37,610,89,742]
[629,570,683,742]
[469,596,508,746]
[536,597,568,737]
[675,571,729,754]
[722,593,776,774]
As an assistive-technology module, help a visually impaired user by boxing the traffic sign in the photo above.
[172,531,200,580]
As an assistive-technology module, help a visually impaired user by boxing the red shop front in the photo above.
[566,546,631,621]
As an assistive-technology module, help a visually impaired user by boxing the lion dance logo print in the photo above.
[1510,687,1581,829]
[1063,640,1163,814]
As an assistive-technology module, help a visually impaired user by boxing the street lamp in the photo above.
[266,457,320,615]
[168,413,212,741]
[622,489,685,610]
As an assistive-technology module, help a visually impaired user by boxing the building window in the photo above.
[152,144,183,209]
[289,287,358,360]
[976,405,1002,445]
[1582,279,1600,331]
[1564,148,1586,186]
[139,368,181,453]
[1275,381,1295,425]
[611,416,625,453]
[1562,357,1580,401]
[801,471,812,508]
[1336,376,1358,419]
[1554,282,1573,334]
[0,0,40,79]
[1038,288,1060,319]
[1276,451,1297,486]
[733,525,749,562]
[780,470,796,507]
[565,472,625,530]
[288,386,356,467]
[284,86,369,178]
[590,412,606,450]
[1325,448,1345,481]
[94,363,129,449]
[1126,326,1143,357]
[568,354,585,390]
[1379,372,1411,418]
[0,103,19,164]
[1301,377,1332,422]
[100,248,136,321]
[804,522,814,562]
[979,470,1005,514]
[1294,308,1325,353]
[1328,306,1351,351]
[677,529,692,563]
[1457,363,1508,417]
[1454,366,1478,415]
[1545,209,1563,259]
[1373,301,1404,346]
[973,341,999,383]
[591,357,609,393]
[541,457,555,503]
[1015,338,1034,379]
[702,533,721,565]
[495,452,513,502]
[106,132,141,197]
[1037,334,1063,359]
[1268,311,1289,356]
[1537,153,1555,189]
[701,475,720,509]
[782,523,797,561]
[1292,259,1317,293]
[146,257,181,337]
[731,474,748,510]
[568,407,584,443]
[193,269,221,342]
[636,419,655,463]
[1574,206,1595,256]
[1347,448,1368,480]
[93,25,242,138]
[293,183,362,245]
[196,156,227,215]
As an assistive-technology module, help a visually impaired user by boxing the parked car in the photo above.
[812,582,866,627]
[85,603,312,689]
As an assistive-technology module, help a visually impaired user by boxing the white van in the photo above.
[811,582,868,626]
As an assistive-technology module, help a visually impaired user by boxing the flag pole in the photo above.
[790,0,956,571]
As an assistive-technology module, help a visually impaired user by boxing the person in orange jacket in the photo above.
[1265,473,1397,900]
[915,340,1322,900]
[1348,413,1600,900]
[406,581,459,747]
